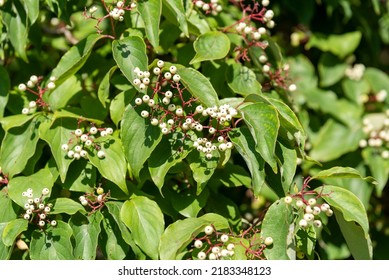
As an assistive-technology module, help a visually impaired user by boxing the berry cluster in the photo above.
[258,55,297,91]
[133,61,237,160]
[18,75,56,114]
[359,112,389,159]
[361,89,388,104]
[85,1,137,37]
[193,0,223,16]
[345,63,365,81]
[193,225,236,260]
[79,187,109,214]
[22,188,57,228]
[235,21,268,42]
[284,178,333,233]
[285,196,332,229]
[62,123,113,160]
[223,0,274,61]
[108,1,137,21]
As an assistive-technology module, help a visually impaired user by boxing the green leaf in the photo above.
[2,1,29,61]
[0,118,40,178]
[333,208,373,260]
[306,31,362,59]
[2,219,28,247]
[311,166,377,184]
[112,36,148,87]
[190,31,230,64]
[318,53,348,87]
[23,0,40,24]
[101,212,129,260]
[362,148,389,196]
[265,141,297,196]
[315,185,369,237]
[177,67,219,107]
[47,76,82,111]
[364,67,389,94]
[229,127,265,196]
[210,163,252,188]
[163,0,188,36]
[246,94,306,154]
[205,192,241,229]
[121,105,162,179]
[87,136,128,194]
[62,161,96,193]
[52,110,104,125]
[8,167,57,207]
[30,221,74,260]
[342,78,370,104]
[227,64,262,96]
[39,117,77,182]
[241,102,279,171]
[0,114,37,131]
[0,223,11,260]
[51,34,102,86]
[288,55,318,91]
[260,200,293,260]
[188,150,218,194]
[159,213,229,260]
[106,201,146,259]
[138,0,162,48]
[98,66,117,108]
[121,196,165,259]
[50,198,86,215]
[69,212,104,260]
[301,88,362,127]
[295,227,316,260]
[80,95,108,121]
[309,119,363,162]
[149,132,192,190]
[109,90,137,127]
[0,191,19,223]
[186,6,210,35]
[0,65,10,117]
[168,187,208,218]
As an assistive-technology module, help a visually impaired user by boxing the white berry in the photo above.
[204,225,214,235]
[313,220,322,228]
[97,150,106,159]
[197,252,206,260]
[194,240,203,248]
[47,82,56,89]
[141,110,149,118]
[90,127,98,134]
[18,83,27,91]
[299,219,308,228]
[284,196,293,204]
[308,198,317,206]
[42,188,50,195]
[227,243,235,251]
[220,234,229,243]
[80,134,88,142]
[75,129,83,136]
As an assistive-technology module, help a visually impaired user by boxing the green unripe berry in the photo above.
[96,187,104,195]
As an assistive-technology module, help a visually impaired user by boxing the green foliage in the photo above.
[0,0,386,260]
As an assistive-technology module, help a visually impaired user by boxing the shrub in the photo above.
[0,0,384,260]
